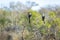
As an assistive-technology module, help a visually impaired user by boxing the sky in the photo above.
[0,0,60,10]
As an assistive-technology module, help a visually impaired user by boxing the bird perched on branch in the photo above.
[28,12,32,23]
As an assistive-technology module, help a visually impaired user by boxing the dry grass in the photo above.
[0,31,21,40]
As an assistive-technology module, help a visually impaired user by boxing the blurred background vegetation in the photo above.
[0,1,60,40]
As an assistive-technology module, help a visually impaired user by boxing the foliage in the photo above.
[0,2,60,40]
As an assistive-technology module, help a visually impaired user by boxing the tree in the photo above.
[0,9,11,32]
